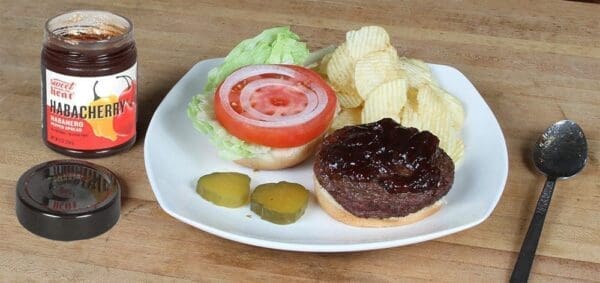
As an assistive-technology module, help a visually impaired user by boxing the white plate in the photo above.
[144,58,508,252]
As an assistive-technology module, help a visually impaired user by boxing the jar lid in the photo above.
[16,160,121,241]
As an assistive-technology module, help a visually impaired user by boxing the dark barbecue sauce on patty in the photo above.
[314,118,455,219]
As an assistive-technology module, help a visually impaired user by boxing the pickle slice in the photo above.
[196,172,250,208]
[250,181,309,225]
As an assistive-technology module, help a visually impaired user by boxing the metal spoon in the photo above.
[511,120,588,282]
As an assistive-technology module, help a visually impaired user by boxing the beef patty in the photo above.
[314,118,455,219]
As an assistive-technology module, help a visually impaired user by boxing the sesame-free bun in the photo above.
[234,136,322,170]
[314,177,443,227]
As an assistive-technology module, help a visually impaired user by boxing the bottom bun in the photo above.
[234,136,323,170]
[314,178,443,227]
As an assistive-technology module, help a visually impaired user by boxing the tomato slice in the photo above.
[214,64,337,148]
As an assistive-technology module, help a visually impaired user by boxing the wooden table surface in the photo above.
[1,0,599,281]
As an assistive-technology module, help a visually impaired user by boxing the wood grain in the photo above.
[1,0,599,281]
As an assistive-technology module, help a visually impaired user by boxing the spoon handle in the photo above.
[510,177,557,282]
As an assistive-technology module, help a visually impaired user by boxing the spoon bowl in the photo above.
[511,120,587,282]
[533,120,587,178]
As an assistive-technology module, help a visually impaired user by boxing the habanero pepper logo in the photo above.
[86,75,136,141]
[48,75,136,145]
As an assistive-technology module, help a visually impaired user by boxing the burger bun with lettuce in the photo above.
[188,27,337,170]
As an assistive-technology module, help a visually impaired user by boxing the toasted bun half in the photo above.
[234,136,323,170]
[314,177,443,227]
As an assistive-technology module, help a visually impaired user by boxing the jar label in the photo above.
[44,64,137,150]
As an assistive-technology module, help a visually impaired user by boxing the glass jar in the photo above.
[41,10,137,158]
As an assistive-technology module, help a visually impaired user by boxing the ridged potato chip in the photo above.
[335,90,363,108]
[431,85,465,129]
[407,58,429,71]
[362,78,407,124]
[326,43,352,89]
[346,26,391,60]
[444,137,464,166]
[398,57,465,129]
[399,85,464,162]
[397,57,435,88]
[400,87,419,122]
[354,48,406,99]
[330,107,362,131]
[326,43,363,108]
[314,52,333,78]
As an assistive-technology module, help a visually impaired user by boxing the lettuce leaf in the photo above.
[187,94,270,160]
[204,26,309,94]
[187,26,309,160]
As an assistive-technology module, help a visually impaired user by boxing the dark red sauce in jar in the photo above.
[41,10,137,158]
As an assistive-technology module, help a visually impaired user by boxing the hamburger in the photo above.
[313,118,455,227]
